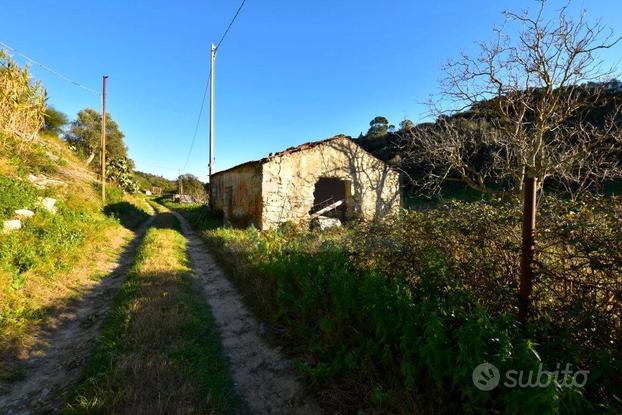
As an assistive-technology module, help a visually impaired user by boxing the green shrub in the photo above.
[170,197,621,414]
[0,196,108,290]
[0,176,38,220]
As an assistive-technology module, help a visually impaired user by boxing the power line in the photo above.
[182,67,211,173]
[181,0,247,175]
[216,0,247,51]
[0,40,100,96]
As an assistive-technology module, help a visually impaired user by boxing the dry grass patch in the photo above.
[66,213,241,414]
[0,218,131,384]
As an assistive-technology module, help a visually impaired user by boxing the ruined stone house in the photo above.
[210,135,401,230]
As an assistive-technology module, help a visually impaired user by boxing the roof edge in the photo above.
[210,133,399,178]
[210,160,261,177]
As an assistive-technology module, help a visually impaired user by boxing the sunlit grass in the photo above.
[66,213,242,414]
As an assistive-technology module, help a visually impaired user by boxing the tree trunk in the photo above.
[518,176,537,324]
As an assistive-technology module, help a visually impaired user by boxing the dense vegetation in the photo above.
[177,173,209,202]
[166,197,621,414]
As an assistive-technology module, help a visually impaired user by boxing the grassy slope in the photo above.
[0,132,150,383]
[66,213,242,414]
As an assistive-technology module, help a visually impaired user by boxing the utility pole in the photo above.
[209,43,216,204]
[178,169,183,195]
[518,176,537,324]
[101,75,108,203]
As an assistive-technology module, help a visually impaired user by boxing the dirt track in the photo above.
[170,209,319,414]
[0,217,154,414]
[1,207,318,414]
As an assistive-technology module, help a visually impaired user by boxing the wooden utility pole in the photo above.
[178,169,183,195]
[101,75,108,203]
[518,176,537,324]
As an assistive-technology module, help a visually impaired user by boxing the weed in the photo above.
[168,197,621,414]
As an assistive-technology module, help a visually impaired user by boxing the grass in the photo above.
[65,213,242,414]
[0,176,39,220]
[0,132,152,385]
[164,197,621,414]
[0,176,133,384]
[156,197,221,229]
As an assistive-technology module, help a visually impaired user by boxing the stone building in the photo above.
[210,135,401,230]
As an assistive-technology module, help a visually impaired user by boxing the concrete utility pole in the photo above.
[209,43,216,192]
[101,75,108,203]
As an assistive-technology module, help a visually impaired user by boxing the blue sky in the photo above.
[3,0,621,181]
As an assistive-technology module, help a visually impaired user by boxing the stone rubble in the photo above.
[14,209,35,218]
[39,197,57,214]
[3,219,22,233]
[311,215,342,230]
[28,174,66,190]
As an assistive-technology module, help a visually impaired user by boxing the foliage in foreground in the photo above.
[168,197,621,414]
[66,213,241,414]
[0,50,45,141]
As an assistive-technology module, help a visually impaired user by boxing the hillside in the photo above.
[0,127,150,385]
[357,80,622,196]
[1,47,131,391]
[134,170,177,194]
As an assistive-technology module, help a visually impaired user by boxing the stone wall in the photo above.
[260,136,401,229]
[211,163,263,228]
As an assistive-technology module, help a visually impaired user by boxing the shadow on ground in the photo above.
[104,202,150,231]
[0,216,153,413]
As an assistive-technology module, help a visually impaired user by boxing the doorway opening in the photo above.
[309,177,348,220]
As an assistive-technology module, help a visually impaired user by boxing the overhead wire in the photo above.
[182,67,211,172]
[0,40,100,96]
[181,0,247,174]
[215,0,247,51]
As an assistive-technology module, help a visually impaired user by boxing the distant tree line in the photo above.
[357,78,622,199]
[134,171,177,194]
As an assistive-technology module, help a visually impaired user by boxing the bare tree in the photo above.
[407,1,622,322]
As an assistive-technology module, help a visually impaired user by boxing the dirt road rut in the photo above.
[170,210,319,415]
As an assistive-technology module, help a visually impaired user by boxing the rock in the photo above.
[39,197,57,214]
[3,219,22,233]
[311,215,342,230]
[144,190,152,196]
[28,174,65,189]
[15,209,35,218]
[45,150,60,161]
[173,194,195,204]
